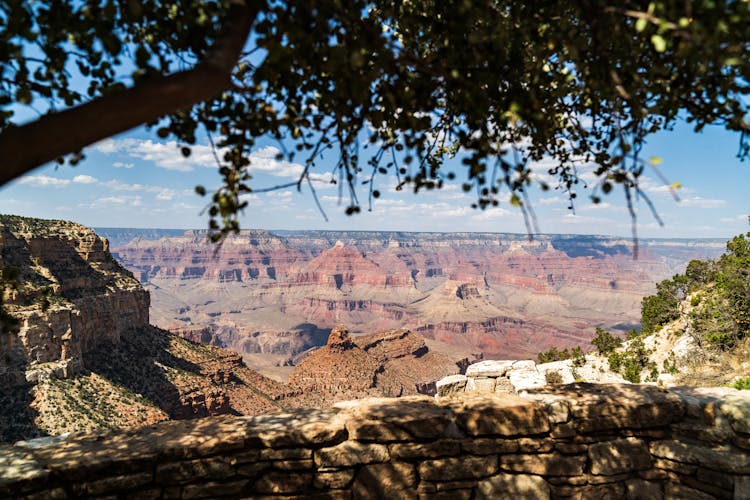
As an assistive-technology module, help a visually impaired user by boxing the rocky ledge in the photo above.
[0,215,149,384]
[435,358,627,397]
[1,383,748,499]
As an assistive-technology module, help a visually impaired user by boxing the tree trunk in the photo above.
[0,1,260,186]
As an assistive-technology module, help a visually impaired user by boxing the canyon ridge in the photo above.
[100,228,724,380]
[0,216,465,441]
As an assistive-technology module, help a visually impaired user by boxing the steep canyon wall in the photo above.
[1,216,149,384]
[103,229,725,362]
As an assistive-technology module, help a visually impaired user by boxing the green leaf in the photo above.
[635,18,648,32]
[651,35,667,53]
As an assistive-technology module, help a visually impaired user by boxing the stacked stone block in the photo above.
[1,383,749,499]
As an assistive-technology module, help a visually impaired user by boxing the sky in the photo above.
[1,119,748,239]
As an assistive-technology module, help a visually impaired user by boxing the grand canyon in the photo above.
[4,217,750,500]
[0,216,466,441]
[99,228,724,380]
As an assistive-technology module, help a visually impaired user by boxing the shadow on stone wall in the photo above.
[3,384,749,499]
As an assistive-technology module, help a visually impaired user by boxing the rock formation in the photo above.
[0,215,150,382]
[102,228,724,364]
[0,216,285,443]
[0,217,471,443]
[282,325,460,406]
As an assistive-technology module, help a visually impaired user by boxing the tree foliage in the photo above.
[2,1,750,239]
[641,233,750,349]
[537,346,571,364]
[640,276,683,333]
[606,337,656,383]
[591,327,623,355]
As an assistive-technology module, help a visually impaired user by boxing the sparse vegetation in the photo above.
[591,327,623,355]
[537,346,572,364]
[570,346,586,368]
[642,232,750,350]
[662,352,678,375]
[607,337,657,384]
[545,370,563,385]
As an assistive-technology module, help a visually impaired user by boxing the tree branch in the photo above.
[0,0,261,186]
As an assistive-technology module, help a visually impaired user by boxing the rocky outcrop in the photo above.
[293,241,414,288]
[2,383,748,499]
[325,324,357,352]
[436,359,629,397]
[0,216,285,443]
[105,229,724,362]
[0,215,149,383]
[166,325,224,347]
[282,326,460,405]
[110,229,307,283]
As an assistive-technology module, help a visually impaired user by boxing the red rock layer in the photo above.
[109,230,724,361]
[282,326,459,406]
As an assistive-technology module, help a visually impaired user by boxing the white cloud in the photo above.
[156,189,176,201]
[92,138,132,154]
[639,176,693,196]
[98,179,190,199]
[72,175,97,184]
[100,179,150,192]
[238,194,269,207]
[169,202,201,211]
[579,202,627,214]
[247,146,306,178]
[80,195,143,209]
[17,175,70,188]
[680,196,727,208]
[470,207,512,220]
[266,190,294,198]
[560,213,612,225]
[538,197,561,206]
[93,138,218,171]
[720,214,748,223]
[93,139,333,184]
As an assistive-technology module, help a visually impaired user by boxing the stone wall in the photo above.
[2,383,749,499]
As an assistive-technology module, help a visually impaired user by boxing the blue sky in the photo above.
[1,119,748,238]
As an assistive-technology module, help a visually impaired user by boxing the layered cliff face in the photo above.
[0,216,284,443]
[1,217,467,444]
[103,229,724,364]
[0,215,149,383]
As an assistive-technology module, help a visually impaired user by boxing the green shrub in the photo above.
[607,338,655,383]
[622,360,641,383]
[641,277,684,334]
[662,353,678,375]
[537,346,570,364]
[731,377,750,390]
[591,327,623,355]
[608,351,623,372]
[571,346,586,367]
[626,328,641,340]
[545,370,563,385]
